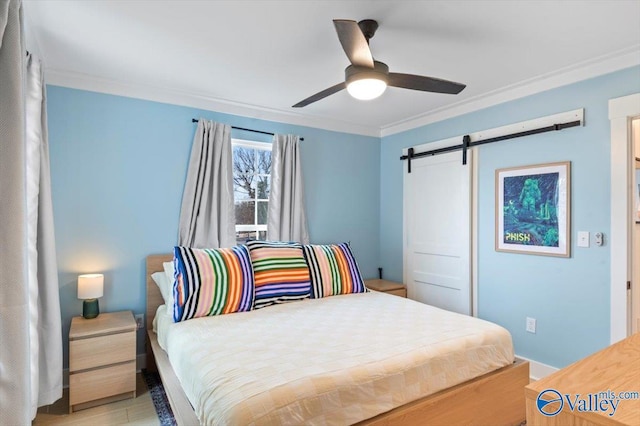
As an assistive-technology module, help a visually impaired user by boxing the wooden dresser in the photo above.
[525,333,640,425]
[69,311,137,412]
[365,279,407,298]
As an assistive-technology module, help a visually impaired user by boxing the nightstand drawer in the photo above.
[70,331,135,372]
[69,361,136,406]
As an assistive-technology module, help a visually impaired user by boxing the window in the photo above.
[232,139,271,245]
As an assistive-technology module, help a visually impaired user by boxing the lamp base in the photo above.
[82,299,100,319]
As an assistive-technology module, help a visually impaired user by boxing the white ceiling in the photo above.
[24,0,640,137]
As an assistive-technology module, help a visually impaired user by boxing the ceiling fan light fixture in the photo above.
[345,61,389,101]
[346,78,387,100]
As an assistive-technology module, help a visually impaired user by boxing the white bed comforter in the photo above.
[154,291,514,425]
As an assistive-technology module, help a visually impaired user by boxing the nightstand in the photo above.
[365,279,407,298]
[69,311,137,413]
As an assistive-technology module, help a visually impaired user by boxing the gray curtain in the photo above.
[267,134,309,243]
[0,0,62,423]
[26,52,63,410]
[178,119,236,248]
[0,1,30,423]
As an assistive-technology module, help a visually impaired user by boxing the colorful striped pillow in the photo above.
[172,246,255,322]
[246,241,311,309]
[302,243,367,298]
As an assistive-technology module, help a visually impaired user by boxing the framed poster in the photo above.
[495,161,570,257]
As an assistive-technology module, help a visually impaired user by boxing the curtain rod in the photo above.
[191,119,304,141]
[399,120,581,172]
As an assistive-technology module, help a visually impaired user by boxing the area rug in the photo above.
[142,369,177,426]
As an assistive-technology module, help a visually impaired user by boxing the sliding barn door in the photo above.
[404,150,472,315]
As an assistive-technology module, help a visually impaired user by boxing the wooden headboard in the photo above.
[145,254,173,370]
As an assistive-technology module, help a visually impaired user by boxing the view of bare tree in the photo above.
[233,146,271,229]
[233,147,270,199]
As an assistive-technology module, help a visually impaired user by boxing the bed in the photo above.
[145,254,529,425]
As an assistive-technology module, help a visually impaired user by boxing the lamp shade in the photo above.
[77,274,104,299]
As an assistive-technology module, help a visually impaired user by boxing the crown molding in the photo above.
[45,45,639,140]
[44,69,381,138]
[380,45,640,137]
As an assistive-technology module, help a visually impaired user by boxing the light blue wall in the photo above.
[49,66,640,371]
[47,87,380,367]
[380,66,640,368]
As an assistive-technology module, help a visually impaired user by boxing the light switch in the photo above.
[577,231,590,248]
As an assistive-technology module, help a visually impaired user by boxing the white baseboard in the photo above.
[62,354,147,389]
[516,354,559,381]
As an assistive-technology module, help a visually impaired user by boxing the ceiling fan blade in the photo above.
[333,20,374,68]
[292,82,346,108]
[388,73,466,94]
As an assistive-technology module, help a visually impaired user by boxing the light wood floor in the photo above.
[33,373,161,426]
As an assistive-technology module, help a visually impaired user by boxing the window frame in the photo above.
[232,138,272,238]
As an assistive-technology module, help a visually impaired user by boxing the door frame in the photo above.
[609,92,640,344]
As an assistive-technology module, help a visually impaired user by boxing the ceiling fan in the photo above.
[293,19,466,108]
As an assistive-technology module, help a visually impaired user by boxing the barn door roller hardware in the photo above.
[400,120,581,173]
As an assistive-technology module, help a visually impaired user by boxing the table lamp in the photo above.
[78,273,104,319]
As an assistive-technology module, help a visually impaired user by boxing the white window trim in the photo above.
[232,138,271,151]
[236,225,267,232]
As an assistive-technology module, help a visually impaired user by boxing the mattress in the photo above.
[154,291,514,425]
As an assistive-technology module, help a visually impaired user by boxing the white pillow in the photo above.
[151,271,170,305]
[162,261,176,318]
[151,263,175,323]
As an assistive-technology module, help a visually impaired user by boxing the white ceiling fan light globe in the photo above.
[344,61,390,101]
[346,78,387,100]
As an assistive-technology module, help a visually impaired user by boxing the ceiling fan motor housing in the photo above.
[357,19,379,42]
[345,60,389,85]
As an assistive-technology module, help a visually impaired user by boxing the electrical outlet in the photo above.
[526,317,536,334]
[135,314,144,330]
[595,232,604,247]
